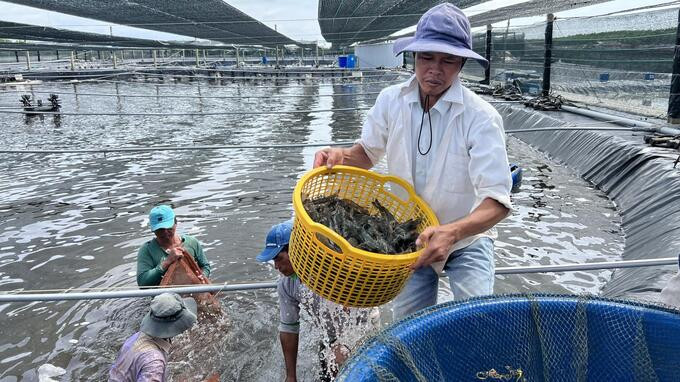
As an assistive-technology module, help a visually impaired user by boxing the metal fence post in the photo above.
[668,9,680,123]
[195,49,199,67]
[153,50,157,68]
[483,24,492,85]
[542,13,554,97]
[25,51,31,70]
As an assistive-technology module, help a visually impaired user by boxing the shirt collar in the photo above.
[141,332,172,355]
[401,74,464,111]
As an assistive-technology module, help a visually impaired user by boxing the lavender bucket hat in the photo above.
[393,3,488,68]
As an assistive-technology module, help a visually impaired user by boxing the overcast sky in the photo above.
[0,0,674,45]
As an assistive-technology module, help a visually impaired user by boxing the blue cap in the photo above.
[393,3,488,68]
[257,220,293,262]
[149,205,176,232]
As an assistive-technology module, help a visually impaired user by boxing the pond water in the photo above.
[0,76,623,380]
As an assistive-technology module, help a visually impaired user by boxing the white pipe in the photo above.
[0,282,277,303]
[561,105,653,127]
[495,257,677,275]
[0,258,675,303]
[506,126,634,133]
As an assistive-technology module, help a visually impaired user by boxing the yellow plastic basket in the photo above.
[290,165,439,307]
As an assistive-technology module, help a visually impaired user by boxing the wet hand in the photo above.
[411,226,457,270]
[161,247,184,269]
[313,147,344,168]
[332,343,351,367]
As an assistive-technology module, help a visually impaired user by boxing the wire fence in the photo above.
[463,5,677,119]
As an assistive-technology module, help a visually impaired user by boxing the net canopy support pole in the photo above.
[195,49,199,67]
[316,43,319,67]
[236,46,240,67]
[542,13,554,97]
[56,50,60,60]
[483,24,492,85]
[25,51,30,71]
[276,45,280,66]
[70,51,75,70]
[668,8,680,124]
[14,51,19,62]
[36,50,40,62]
[112,51,117,69]
[153,50,157,68]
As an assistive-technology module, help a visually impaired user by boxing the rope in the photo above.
[2,89,382,99]
[0,126,645,155]
[21,78,406,89]
[21,71,404,81]
[0,141,355,154]
[0,257,675,303]
[0,106,371,116]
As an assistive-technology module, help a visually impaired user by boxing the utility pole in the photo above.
[542,14,554,97]
[483,24,492,85]
[668,8,680,123]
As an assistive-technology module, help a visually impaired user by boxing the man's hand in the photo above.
[411,225,459,270]
[160,247,184,270]
[313,147,345,168]
[332,343,351,367]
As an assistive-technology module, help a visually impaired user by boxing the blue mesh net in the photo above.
[339,294,680,381]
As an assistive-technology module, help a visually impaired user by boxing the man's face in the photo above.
[153,223,177,243]
[274,249,295,277]
[415,52,463,97]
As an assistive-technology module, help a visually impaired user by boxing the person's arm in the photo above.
[137,244,165,287]
[313,144,373,169]
[280,331,299,382]
[278,279,301,381]
[412,198,509,269]
[136,359,166,382]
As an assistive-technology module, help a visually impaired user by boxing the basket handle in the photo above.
[307,221,352,255]
[376,173,415,202]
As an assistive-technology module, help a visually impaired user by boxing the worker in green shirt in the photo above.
[136,205,211,287]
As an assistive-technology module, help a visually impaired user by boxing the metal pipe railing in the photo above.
[0,257,675,303]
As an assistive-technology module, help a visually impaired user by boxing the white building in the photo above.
[354,41,403,69]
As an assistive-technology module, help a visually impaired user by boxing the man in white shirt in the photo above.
[313,3,512,319]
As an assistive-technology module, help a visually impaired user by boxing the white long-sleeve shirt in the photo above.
[358,75,512,272]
